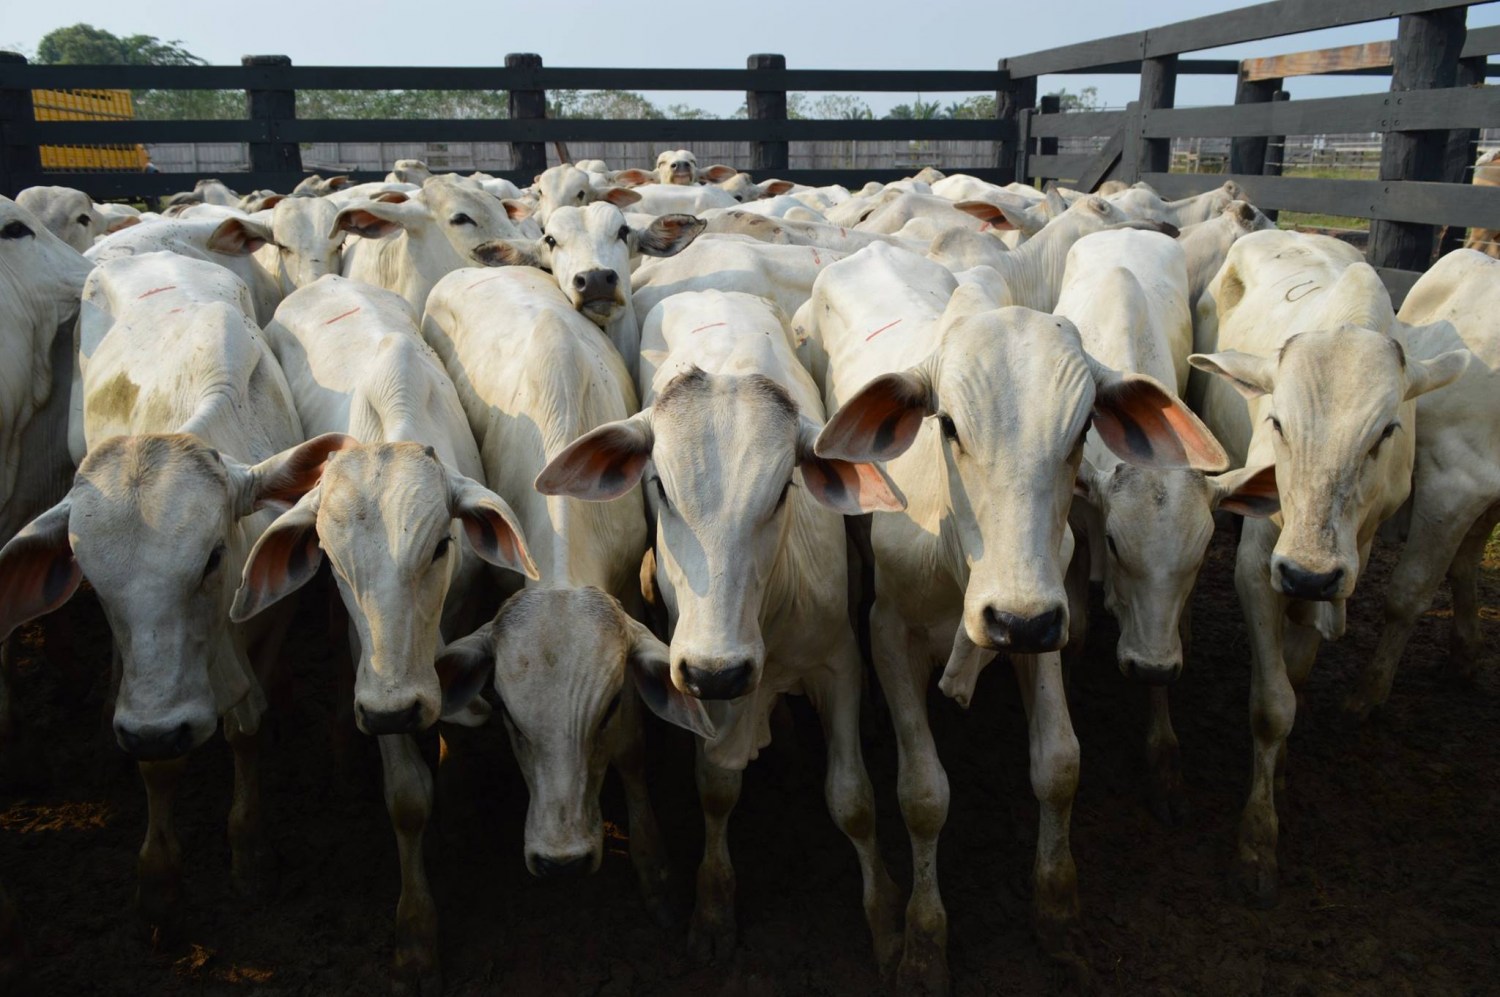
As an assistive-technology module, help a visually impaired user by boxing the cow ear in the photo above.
[701,164,739,184]
[624,617,715,739]
[795,419,906,515]
[104,214,140,234]
[535,411,654,501]
[434,624,497,717]
[1091,368,1229,472]
[0,500,82,642]
[1188,350,1275,401]
[447,472,539,580]
[330,199,427,239]
[500,198,534,221]
[954,198,1044,235]
[471,239,544,269]
[1209,463,1279,519]
[760,179,796,197]
[598,187,642,208]
[614,169,655,188]
[1046,186,1070,217]
[634,214,705,258]
[231,487,324,622]
[816,368,934,463]
[1404,349,1470,401]
[240,433,359,515]
[207,216,274,256]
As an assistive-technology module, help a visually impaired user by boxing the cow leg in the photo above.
[807,642,902,976]
[136,757,188,930]
[1062,512,1092,666]
[379,734,439,997]
[1012,651,1080,953]
[225,713,272,898]
[1345,490,1481,719]
[611,690,674,926]
[1233,524,1292,906]
[688,741,742,964]
[1446,507,1499,681]
[871,603,949,996]
[1145,686,1185,824]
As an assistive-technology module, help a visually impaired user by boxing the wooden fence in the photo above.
[1,0,1498,293]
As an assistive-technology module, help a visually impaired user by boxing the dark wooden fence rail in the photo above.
[1003,0,1500,299]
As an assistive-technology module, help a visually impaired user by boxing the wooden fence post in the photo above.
[1036,94,1060,186]
[747,53,788,175]
[1138,53,1178,176]
[506,53,547,177]
[1261,90,1291,222]
[0,52,40,199]
[1229,73,1280,175]
[995,68,1035,184]
[241,55,301,184]
[1438,53,1486,256]
[1368,8,1468,273]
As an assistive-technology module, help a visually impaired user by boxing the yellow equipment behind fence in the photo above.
[33,88,148,171]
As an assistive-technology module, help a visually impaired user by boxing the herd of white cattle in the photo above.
[0,145,1496,995]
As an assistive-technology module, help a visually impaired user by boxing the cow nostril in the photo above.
[604,271,617,285]
[680,660,754,700]
[572,274,587,291]
[531,853,593,878]
[1277,562,1345,600]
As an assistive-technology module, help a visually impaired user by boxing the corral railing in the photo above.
[0,53,1013,198]
[999,0,1500,296]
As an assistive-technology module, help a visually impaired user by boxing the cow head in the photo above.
[232,443,535,735]
[0,432,352,760]
[436,587,712,874]
[211,195,345,294]
[818,306,1227,655]
[530,164,642,227]
[655,149,699,185]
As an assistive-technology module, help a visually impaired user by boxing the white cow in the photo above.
[229,275,535,994]
[1056,229,1278,822]
[207,196,346,294]
[15,185,136,251]
[812,285,1227,992]
[467,201,704,381]
[537,289,904,969]
[527,164,643,226]
[421,265,712,929]
[702,211,917,253]
[1343,249,1500,716]
[334,175,526,314]
[1188,230,1469,904]
[1177,199,1274,308]
[0,249,350,927]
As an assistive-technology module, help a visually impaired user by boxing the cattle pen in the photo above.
[4,0,1500,296]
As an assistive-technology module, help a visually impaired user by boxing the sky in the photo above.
[5,0,1500,117]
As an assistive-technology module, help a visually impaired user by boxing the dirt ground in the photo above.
[0,523,1495,997]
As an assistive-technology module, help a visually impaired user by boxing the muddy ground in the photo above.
[0,523,1495,996]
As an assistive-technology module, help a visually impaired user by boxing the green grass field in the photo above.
[1275,164,1374,233]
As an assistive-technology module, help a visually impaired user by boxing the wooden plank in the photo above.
[1139,55,1178,175]
[1026,154,1096,180]
[1140,172,1500,230]
[15,120,265,142]
[1003,0,1476,76]
[1243,42,1393,81]
[1075,128,1126,192]
[1044,59,1241,75]
[272,118,1008,143]
[506,53,546,177]
[1230,76,1279,173]
[242,55,301,177]
[748,53,788,175]
[1143,85,1500,139]
[994,68,1035,184]
[1028,109,1126,138]
[0,63,1005,93]
[1461,24,1500,56]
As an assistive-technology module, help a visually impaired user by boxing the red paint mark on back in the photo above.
[467,274,507,290]
[325,306,361,325]
[138,285,176,298]
[865,318,902,342]
[168,307,183,314]
[690,322,727,335]
[812,248,822,265]
[839,227,847,239]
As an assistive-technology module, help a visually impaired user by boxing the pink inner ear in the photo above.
[235,526,320,621]
[257,435,356,510]
[461,507,538,579]
[818,375,928,463]
[0,544,81,640]
[1220,464,1280,518]
[536,425,650,501]
[763,180,796,197]
[954,201,1004,224]
[802,457,905,515]
[339,209,399,238]
[1094,377,1228,472]
[615,170,653,187]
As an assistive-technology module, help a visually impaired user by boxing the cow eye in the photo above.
[576,190,586,201]
[598,691,622,732]
[734,195,743,202]
[76,213,92,226]
[617,225,630,241]
[203,543,226,580]
[1370,422,1399,457]
[450,213,475,226]
[1105,534,1119,559]
[938,414,958,441]
[1270,416,1285,438]
[543,234,557,248]
[775,478,793,510]
[1,221,33,240]
[652,477,669,508]
[432,536,452,563]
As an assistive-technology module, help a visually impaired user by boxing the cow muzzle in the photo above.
[1119,657,1182,686]
[669,165,694,184]
[115,719,198,761]
[356,699,433,736]
[1273,559,1346,602]
[676,657,757,700]
[982,605,1067,654]
[527,850,598,878]
[571,269,622,319]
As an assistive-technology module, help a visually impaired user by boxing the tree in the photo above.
[1046,86,1101,111]
[37,24,203,66]
[885,98,942,120]
[945,95,996,119]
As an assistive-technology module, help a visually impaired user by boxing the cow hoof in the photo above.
[893,951,950,997]
[1233,857,1279,909]
[687,908,736,965]
[392,952,441,997]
